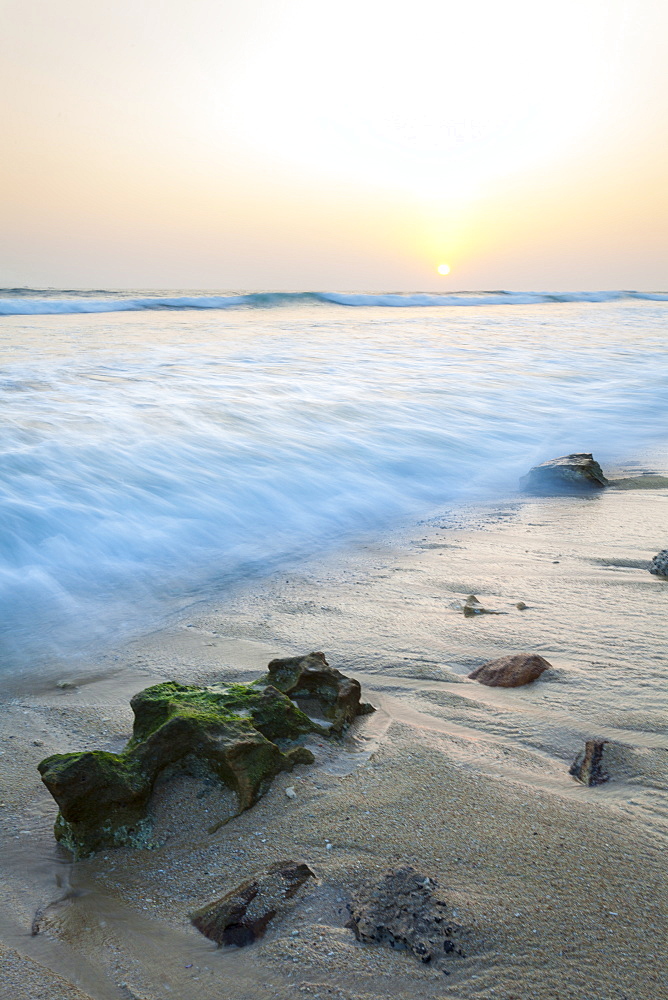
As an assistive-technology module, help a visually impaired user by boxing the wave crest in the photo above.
[1,289,667,317]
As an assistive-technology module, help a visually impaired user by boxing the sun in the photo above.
[437,263,451,275]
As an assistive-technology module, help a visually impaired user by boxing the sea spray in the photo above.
[1,295,667,666]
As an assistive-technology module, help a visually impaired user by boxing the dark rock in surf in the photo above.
[263,651,375,733]
[468,653,552,687]
[190,861,316,946]
[520,453,608,494]
[649,549,668,577]
[346,867,466,970]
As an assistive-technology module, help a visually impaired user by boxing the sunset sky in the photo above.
[2,0,667,290]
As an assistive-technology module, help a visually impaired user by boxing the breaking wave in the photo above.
[1,289,667,316]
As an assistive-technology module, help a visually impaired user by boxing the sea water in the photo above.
[1,290,667,667]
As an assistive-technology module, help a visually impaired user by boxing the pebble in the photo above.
[285,787,297,799]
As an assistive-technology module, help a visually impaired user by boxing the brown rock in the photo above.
[190,861,316,947]
[346,867,466,970]
[265,651,375,733]
[520,453,608,494]
[468,653,552,687]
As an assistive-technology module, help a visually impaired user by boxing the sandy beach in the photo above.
[1,480,666,1000]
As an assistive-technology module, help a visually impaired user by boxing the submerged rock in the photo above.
[346,867,466,970]
[263,651,375,733]
[38,657,372,857]
[520,453,609,494]
[191,860,316,946]
[649,550,668,577]
[468,653,552,687]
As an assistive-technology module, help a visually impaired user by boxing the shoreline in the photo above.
[1,482,666,999]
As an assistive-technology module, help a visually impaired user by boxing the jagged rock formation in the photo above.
[38,654,373,857]
[263,651,375,733]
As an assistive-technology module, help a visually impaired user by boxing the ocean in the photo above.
[2,289,667,668]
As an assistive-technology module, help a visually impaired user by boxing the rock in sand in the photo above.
[346,866,466,970]
[570,739,667,786]
[264,651,375,733]
[190,861,316,946]
[649,550,668,577]
[468,653,552,687]
[38,655,373,857]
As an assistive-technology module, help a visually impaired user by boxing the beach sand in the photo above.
[1,484,666,1000]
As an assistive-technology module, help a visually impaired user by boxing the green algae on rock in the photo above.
[38,656,372,858]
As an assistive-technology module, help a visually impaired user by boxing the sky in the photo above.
[1,0,667,290]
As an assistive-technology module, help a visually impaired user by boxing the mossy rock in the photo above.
[38,657,373,858]
[38,679,323,858]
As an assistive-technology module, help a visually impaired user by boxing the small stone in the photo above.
[569,740,609,786]
[32,740,44,747]
[515,602,527,610]
[285,786,297,799]
[454,595,505,617]
[649,549,668,577]
[468,653,552,687]
[56,680,77,690]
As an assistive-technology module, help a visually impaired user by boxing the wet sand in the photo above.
[1,483,667,1000]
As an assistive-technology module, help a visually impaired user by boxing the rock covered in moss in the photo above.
[191,860,316,946]
[520,453,608,494]
[264,651,375,733]
[38,658,371,857]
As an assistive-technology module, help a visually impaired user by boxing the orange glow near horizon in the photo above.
[1,0,667,289]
